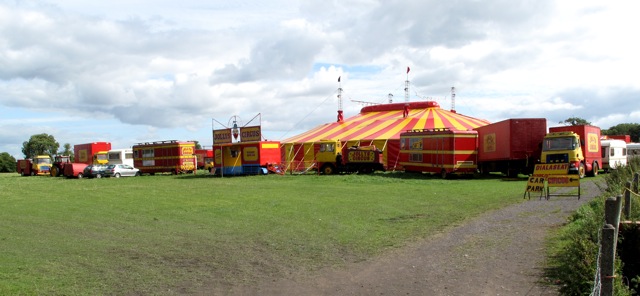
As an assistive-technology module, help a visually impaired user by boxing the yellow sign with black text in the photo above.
[525,176,545,193]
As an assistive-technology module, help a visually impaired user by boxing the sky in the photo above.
[1,0,639,159]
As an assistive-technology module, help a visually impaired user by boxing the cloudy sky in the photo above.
[1,0,638,158]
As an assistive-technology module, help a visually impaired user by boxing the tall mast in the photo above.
[337,76,343,122]
[451,86,456,113]
[403,66,410,117]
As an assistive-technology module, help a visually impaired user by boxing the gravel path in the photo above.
[223,179,603,296]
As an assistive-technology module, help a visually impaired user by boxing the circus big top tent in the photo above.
[282,101,490,172]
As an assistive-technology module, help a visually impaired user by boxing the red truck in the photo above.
[74,142,112,165]
[399,128,478,178]
[133,140,196,175]
[195,149,214,170]
[213,141,282,175]
[475,118,547,177]
[16,156,52,176]
[541,125,602,178]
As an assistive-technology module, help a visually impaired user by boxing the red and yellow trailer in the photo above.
[133,140,196,175]
[399,128,478,178]
[74,142,112,165]
[213,141,282,176]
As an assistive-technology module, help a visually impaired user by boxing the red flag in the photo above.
[407,66,410,73]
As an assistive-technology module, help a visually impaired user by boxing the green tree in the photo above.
[603,123,640,142]
[21,133,60,159]
[0,152,16,173]
[559,117,591,126]
[60,143,74,161]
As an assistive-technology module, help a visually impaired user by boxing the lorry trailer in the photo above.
[399,128,477,178]
[74,142,112,165]
[475,118,547,177]
[133,140,196,175]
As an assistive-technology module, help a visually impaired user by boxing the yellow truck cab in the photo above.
[541,125,602,178]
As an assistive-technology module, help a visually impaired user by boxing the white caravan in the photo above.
[628,143,640,160]
[601,139,627,171]
[107,149,134,166]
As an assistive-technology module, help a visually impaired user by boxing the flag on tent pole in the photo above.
[407,66,410,73]
[338,76,341,82]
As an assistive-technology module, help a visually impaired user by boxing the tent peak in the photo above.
[361,101,440,113]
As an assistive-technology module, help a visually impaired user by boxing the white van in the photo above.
[601,139,627,171]
[107,149,134,166]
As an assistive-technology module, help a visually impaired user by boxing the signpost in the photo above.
[524,163,580,200]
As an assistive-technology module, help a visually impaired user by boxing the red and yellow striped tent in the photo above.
[282,101,490,172]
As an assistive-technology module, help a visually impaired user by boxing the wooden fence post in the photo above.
[625,181,632,218]
[600,223,617,296]
[605,195,623,232]
[600,196,623,296]
[634,172,639,194]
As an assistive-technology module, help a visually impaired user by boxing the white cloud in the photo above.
[1,0,640,157]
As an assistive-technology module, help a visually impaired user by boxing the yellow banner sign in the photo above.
[213,129,232,144]
[547,175,580,188]
[533,163,569,175]
[240,126,261,142]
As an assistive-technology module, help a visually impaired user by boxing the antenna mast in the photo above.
[451,86,456,112]
[403,66,410,117]
[337,76,343,122]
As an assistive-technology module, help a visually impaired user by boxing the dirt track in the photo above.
[215,179,602,295]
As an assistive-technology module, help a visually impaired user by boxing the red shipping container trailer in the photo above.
[213,141,281,176]
[74,142,112,165]
[133,140,196,175]
[399,129,478,178]
[475,118,547,177]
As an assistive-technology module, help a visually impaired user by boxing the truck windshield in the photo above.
[37,158,52,164]
[542,137,577,151]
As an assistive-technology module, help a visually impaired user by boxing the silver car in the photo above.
[104,164,140,178]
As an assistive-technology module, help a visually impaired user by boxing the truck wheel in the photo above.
[441,170,448,179]
[578,163,586,179]
[321,164,335,175]
[588,162,599,177]
[77,173,83,179]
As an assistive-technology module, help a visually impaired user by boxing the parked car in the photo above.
[104,164,140,178]
[83,164,108,178]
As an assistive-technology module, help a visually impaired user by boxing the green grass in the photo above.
[0,172,527,295]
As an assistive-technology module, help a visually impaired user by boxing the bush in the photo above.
[547,157,640,295]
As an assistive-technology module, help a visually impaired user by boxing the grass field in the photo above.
[0,172,528,295]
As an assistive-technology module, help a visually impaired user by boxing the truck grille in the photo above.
[546,153,569,163]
